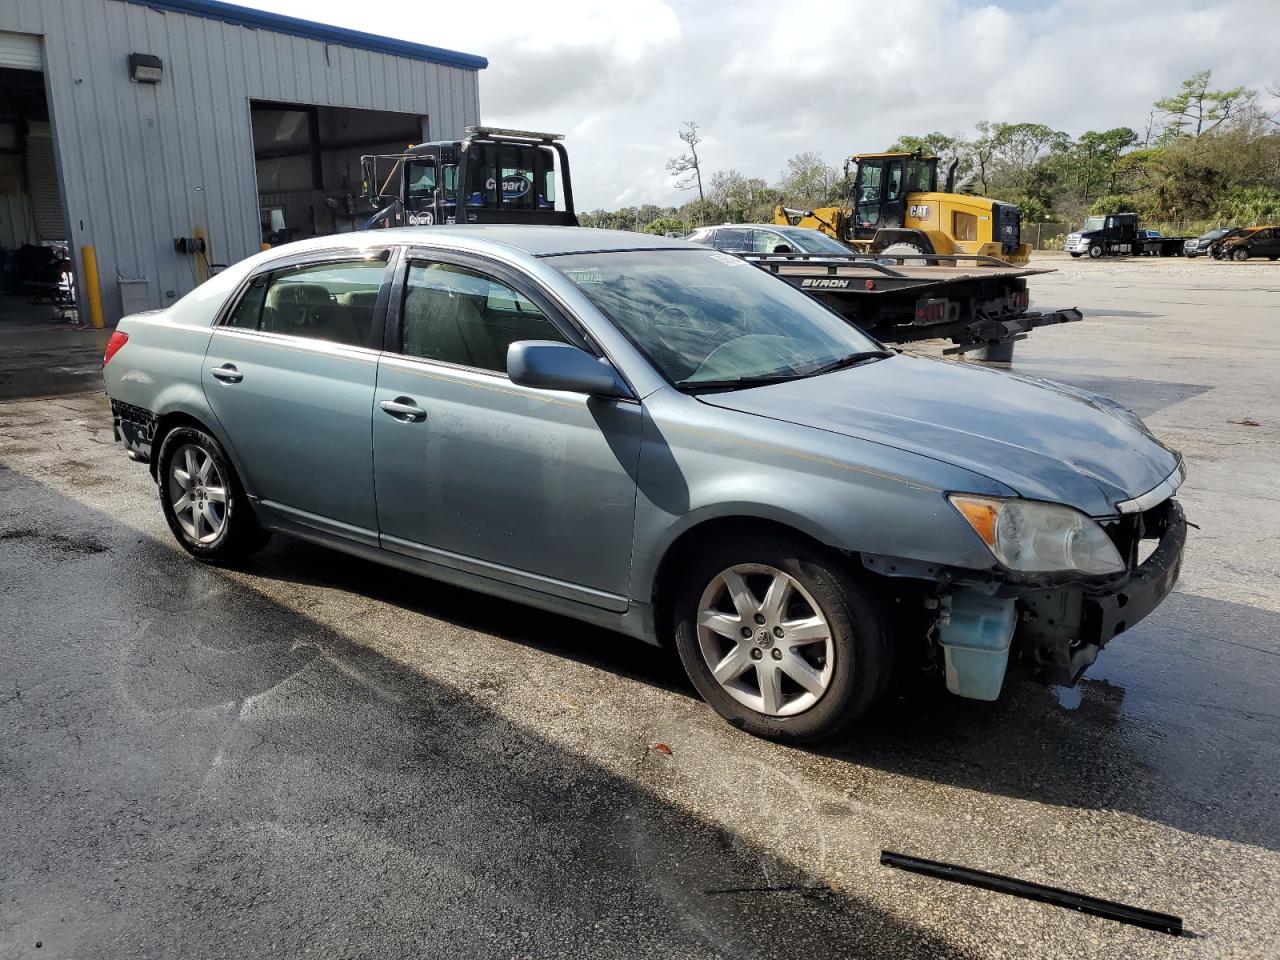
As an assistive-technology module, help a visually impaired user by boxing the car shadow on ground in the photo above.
[250,533,1280,857]
[4,463,983,957]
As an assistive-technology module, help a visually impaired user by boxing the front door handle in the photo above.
[379,397,427,422]
[210,363,243,383]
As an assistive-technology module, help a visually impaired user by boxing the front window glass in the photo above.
[551,250,881,387]
[1082,217,1106,231]
[400,262,567,372]
[407,161,436,199]
[856,164,882,204]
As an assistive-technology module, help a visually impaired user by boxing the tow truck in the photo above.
[360,127,577,229]
[743,250,1081,361]
[1064,213,1190,258]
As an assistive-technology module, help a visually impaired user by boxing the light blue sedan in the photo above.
[103,226,1187,742]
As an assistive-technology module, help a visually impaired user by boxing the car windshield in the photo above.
[551,249,883,389]
[1081,217,1106,231]
[1201,228,1229,241]
[779,228,851,255]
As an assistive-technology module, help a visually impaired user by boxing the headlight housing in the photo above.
[948,495,1125,575]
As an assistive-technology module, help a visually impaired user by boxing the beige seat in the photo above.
[337,290,379,344]
[403,274,500,369]
[263,282,361,346]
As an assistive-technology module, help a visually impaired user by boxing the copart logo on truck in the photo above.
[486,174,533,199]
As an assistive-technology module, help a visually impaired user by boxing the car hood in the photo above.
[698,355,1180,516]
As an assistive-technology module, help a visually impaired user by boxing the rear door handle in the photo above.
[210,363,243,383]
[379,397,427,422]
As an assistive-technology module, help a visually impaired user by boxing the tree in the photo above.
[1156,70,1255,141]
[889,132,973,185]
[1070,128,1139,204]
[666,121,706,203]
[775,152,840,209]
[706,169,773,222]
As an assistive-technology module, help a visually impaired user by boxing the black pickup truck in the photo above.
[1064,213,1190,258]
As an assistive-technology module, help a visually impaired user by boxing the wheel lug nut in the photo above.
[754,613,766,625]
[741,627,752,639]
[773,626,784,638]
[750,648,763,661]
[771,648,783,660]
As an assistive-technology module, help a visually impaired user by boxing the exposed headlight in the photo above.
[948,495,1125,575]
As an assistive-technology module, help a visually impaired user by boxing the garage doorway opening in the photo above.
[250,101,426,245]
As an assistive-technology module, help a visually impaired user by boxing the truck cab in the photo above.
[362,127,577,230]
[1065,213,1140,258]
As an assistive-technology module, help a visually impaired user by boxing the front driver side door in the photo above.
[372,252,643,608]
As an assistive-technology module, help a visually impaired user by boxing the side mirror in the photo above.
[507,341,632,399]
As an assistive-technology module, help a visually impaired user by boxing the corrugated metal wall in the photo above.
[0,0,481,323]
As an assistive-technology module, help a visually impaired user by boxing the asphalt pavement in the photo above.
[1,256,1278,959]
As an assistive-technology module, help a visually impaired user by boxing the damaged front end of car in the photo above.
[862,464,1188,701]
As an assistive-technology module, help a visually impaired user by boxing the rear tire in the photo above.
[672,535,889,743]
[157,426,269,564]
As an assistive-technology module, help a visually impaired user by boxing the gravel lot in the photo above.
[1,255,1278,959]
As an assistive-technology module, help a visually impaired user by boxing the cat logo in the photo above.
[800,278,851,289]
[908,204,931,220]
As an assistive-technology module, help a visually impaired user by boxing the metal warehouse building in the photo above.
[0,0,485,326]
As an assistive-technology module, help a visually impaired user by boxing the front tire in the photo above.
[1232,248,1250,261]
[157,426,269,564]
[672,535,888,743]
[1087,243,1104,259]
[1069,252,1082,258]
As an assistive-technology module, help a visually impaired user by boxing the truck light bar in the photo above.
[465,126,564,141]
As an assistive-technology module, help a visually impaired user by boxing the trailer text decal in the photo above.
[800,278,851,289]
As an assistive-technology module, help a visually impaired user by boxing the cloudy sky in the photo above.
[250,0,1280,210]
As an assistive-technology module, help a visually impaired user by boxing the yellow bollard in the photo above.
[81,245,105,330]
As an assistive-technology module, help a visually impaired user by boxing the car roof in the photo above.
[366,225,696,256]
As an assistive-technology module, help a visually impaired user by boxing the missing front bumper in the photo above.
[1015,499,1187,686]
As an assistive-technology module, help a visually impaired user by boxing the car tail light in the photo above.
[103,330,129,366]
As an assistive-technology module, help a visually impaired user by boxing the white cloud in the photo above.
[247,0,1280,209]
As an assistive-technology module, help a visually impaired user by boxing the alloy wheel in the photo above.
[168,443,227,544]
[696,563,834,717]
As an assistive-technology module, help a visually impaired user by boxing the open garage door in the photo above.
[0,30,42,70]
[250,101,426,244]
[24,121,66,241]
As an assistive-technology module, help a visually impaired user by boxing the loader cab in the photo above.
[361,127,577,230]
[848,152,938,239]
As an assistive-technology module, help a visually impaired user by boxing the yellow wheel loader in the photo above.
[775,152,1032,265]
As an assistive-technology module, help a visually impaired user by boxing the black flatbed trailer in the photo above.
[743,251,1081,361]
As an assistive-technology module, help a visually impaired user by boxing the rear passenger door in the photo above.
[372,251,642,605]
[202,252,393,541]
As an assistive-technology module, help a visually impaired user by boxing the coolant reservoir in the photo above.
[938,593,1017,701]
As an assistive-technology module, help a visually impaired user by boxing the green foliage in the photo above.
[642,216,690,236]
[1155,70,1254,142]
[1214,186,1280,223]
[775,152,842,210]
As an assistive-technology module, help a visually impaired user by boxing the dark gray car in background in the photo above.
[102,226,1187,742]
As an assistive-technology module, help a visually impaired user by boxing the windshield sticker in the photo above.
[711,252,748,267]
[563,268,604,284]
